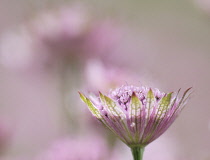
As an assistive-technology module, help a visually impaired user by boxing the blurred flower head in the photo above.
[0,3,122,73]
[30,4,89,57]
[0,27,52,73]
[80,85,191,147]
[35,135,114,160]
[29,4,122,61]
[194,0,210,15]
[82,20,121,56]
[84,59,140,93]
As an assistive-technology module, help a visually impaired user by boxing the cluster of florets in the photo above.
[109,85,165,110]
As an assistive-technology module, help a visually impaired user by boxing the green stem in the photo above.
[131,147,145,160]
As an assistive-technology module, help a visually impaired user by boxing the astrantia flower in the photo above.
[84,60,140,93]
[29,4,121,61]
[35,135,115,160]
[79,85,191,160]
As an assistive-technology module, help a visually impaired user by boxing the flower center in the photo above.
[109,85,165,108]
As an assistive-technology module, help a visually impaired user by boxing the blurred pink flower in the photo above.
[82,20,121,56]
[35,135,115,160]
[32,5,88,43]
[29,5,89,58]
[0,4,122,72]
[29,4,122,60]
[84,59,140,93]
[0,27,52,72]
[194,0,210,15]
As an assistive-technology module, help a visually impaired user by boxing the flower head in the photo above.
[29,4,121,61]
[35,135,114,160]
[79,85,191,147]
[84,60,140,93]
[194,0,210,16]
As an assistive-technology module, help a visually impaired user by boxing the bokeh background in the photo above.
[0,0,210,159]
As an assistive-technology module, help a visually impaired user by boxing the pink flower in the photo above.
[29,4,121,60]
[30,4,89,58]
[35,135,114,160]
[0,28,52,72]
[84,60,140,93]
[194,0,210,15]
[82,20,121,56]
[0,4,123,73]
[80,85,191,159]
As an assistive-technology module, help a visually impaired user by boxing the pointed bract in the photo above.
[79,92,101,118]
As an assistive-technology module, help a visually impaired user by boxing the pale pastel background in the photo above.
[0,0,210,159]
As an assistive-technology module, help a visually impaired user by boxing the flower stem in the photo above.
[131,146,145,160]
